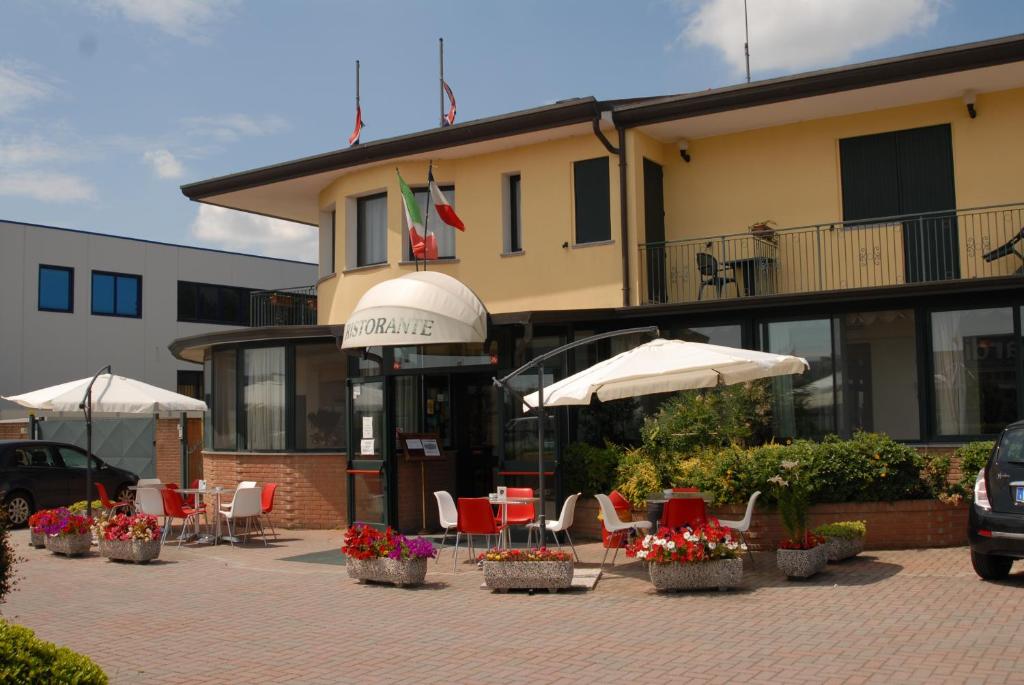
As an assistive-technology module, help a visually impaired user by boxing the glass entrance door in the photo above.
[347,378,388,527]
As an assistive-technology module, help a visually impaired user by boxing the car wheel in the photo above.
[971,550,1013,580]
[3,491,34,527]
[115,484,133,503]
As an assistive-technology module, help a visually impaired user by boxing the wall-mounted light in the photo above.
[963,90,977,119]
[678,139,691,163]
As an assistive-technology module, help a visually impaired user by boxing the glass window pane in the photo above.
[178,282,196,320]
[92,273,115,314]
[203,355,213,450]
[410,187,456,259]
[508,174,522,253]
[197,284,219,321]
[764,319,834,439]
[295,343,347,450]
[213,349,237,450]
[243,347,286,450]
[357,194,387,266]
[116,275,140,316]
[39,267,72,312]
[351,472,385,525]
[932,307,1015,435]
[668,324,743,348]
[57,447,87,469]
[222,287,246,325]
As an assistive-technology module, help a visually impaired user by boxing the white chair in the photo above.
[238,481,257,489]
[218,486,266,547]
[136,478,162,486]
[433,491,458,564]
[527,493,581,562]
[135,487,169,543]
[717,490,760,565]
[595,493,651,569]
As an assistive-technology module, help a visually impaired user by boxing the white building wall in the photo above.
[0,220,318,418]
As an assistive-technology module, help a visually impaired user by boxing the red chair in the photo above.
[94,482,131,516]
[454,498,505,572]
[160,487,207,547]
[661,498,707,531]
[261,483,278,538]
[500,487,536,527]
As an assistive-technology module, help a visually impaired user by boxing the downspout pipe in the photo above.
[590,113,631,307]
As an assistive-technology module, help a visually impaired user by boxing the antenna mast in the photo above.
[744,0,751,83]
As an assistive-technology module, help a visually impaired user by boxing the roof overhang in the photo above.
[169,324,341,363]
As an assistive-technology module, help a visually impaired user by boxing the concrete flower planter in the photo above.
[29,530,46,549]
[483,560,574,593]
[648,557,744,592]
[44,533,93,557]
[99,539,162,564]
[776,545,828,578]
[347,557,428,587]
[824,536,864,562]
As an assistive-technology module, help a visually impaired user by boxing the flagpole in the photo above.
[423,162,434,272]
[743,0,751,83]
[439,38,445,127]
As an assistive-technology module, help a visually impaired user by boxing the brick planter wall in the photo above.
[572,497,968,550]
[202,451,346,529]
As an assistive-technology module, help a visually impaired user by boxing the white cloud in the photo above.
[0,171,96,202]
[143,148,185,179]
[85,0,240,40]
[190,204,316,261]
[681,0,941,76]
[0,60,54,116]
[182,114,289,142]
[0,135,65,166]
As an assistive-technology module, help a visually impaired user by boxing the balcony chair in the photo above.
[526,492,581,562]
[160,487,207,547]
[453,497,505,573]
[696,252,739,300]
[432,490,458,563]
[717,490,761,565]
[94,482,132,517]
[595,493,651,570]
[217,486,267,547]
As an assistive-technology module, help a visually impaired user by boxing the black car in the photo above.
[0,440,138,527]
[969,420,1024,580]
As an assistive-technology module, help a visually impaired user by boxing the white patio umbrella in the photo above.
[522,338,808,410]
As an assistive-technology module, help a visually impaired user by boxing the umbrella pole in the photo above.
[536,365,546,546]
[79,365,112,519]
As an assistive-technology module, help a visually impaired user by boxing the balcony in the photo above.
[249,285,317,327]
[638,203,1024,306]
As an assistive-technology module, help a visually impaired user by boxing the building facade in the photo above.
[0,220,317,419]
[172,35,1024,531]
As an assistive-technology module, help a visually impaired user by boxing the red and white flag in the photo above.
[442,80,456,126]
[428,167,464,231]
[348,106,363,146]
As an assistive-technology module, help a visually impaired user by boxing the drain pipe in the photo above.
[590,112,630,307]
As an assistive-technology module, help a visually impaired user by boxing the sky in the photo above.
[1,0,1022,263]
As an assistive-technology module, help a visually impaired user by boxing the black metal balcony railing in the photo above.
[639,203,1024,305]
[249,285,317,327]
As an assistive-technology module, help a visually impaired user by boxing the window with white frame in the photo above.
[355,193,387,267]
[503,173,522,254]
[402,186,457,260]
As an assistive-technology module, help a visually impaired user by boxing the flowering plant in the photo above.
[626,518,745,564]
[29,508,92,537]
[340,524,436,561]
[769,460,821,549]
[477,548,573,562]
[778,531,826,550]
[97,513,161,542]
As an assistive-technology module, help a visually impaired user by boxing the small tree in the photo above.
[0,508,20,605]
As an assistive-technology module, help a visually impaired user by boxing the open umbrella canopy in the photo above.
[522,338,808,410]
[3,374,207,414]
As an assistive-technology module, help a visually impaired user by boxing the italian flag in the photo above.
[397,170,437,259]
[429,168,465,231]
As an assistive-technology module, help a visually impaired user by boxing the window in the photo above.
[504,174,522,254]
[213,349,237,450]
[295,343,346,450]
[55,446,98,470]
[243,347,286,450]
[931,307,1015,436]
[92,271,141,317]
[38,265,73,313]
[177,370,204,400]
[404,187,457,260]
[13,447,56,468]
[356,193,388,267]
[573,157,611,244]
[330,210,336,273]
[762,319,835,439]
[177,281,252,325]
[668,324,743,348]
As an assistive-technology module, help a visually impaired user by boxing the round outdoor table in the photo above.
[488,495,539,548]
[175,487,236,545]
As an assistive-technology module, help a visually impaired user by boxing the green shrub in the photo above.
[0,620,107,684]
[562,442,620,496]
[0,509,19,604]
[956,441,995,499]
[67,501,103,515]
[815,520,867,539]
[613,448,661,509]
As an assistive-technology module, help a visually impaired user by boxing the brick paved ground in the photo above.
[4,528,1024,684]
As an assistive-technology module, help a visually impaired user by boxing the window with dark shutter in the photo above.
[573,157,611,244]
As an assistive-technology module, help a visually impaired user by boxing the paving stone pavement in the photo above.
[4,528,1024,684]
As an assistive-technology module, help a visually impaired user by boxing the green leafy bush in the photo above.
[956,441,995,498]
[0,620,108,684]
[562,442,621,496]
[67,501,103,515]
[815,520,867,539]
[0,509,19,604]
[613,448,662,508]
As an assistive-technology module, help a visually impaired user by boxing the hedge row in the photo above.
[0,621,107,684]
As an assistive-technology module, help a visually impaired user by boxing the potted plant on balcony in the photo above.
[771,461,827,578]
[342,523,436,587]
[479,548,574,593]
[27,510,54,549]
[97,513,163,564]
[38,508,93,557]
[626,519,746,592]
[749,219,777,242]
[814,520,867,562]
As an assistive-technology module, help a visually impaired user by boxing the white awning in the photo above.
[341,272,488,349]
[3,374,208,414]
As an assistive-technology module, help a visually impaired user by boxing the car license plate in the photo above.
[1015,486,1024,504]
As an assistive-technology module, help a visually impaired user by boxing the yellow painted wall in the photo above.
[317,133,623,324]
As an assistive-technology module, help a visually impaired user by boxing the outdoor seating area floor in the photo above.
[5,528,1024,684]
